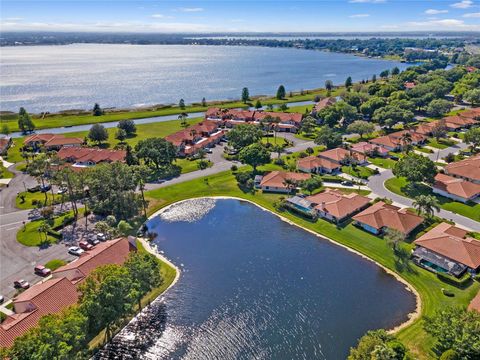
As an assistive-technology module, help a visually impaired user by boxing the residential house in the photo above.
[296,155,342,174]
[350,142,389,158]
[24,134,83,151]
[312,97,336,114]
[0,238,136,348]
[442,115,477,131]
[317,147,368,166]
[459,108,480,121]
[415,121,440,136]
[412,223,480,277]
[259,171,311,193]
[0,136,12,155]
[444,155,480,184]
[352,201,424,236]
[306,189,370,223]
[255,111,303,133]
[57,147,126,167]
[404,82,416,89]
[369,130,427,152]
[433,173,480,203]
[285,195,316,216]
[165,120,224,156]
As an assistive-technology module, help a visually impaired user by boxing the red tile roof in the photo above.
[459,108,480,120]
[415,222,480,269]
[443,115,477,128]
[318,147,366,164]
[445,155,480,183]
[24,134,83,148]
[370,130,426,149]
[260,171,311,189]
[53,238,135,283]
[314,97,336,112]
[352,201,424,235]
[297,156,340,171]
[404,82,416,89]
[255,111,303,124]
[469,291,480,312]
[57,147,126,164]
[0,277,79,348]
[434,173,480,200]
[204,108,302,124]
[165,121,220,147]
[350,142,389,156]
[306,189,370,220]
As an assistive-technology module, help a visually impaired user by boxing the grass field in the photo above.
[341,165,375,179]
[427,138,456,149]
[44,259,67,271]
[143,168,479,359]
[367,157,397,169]
[15,190,66,210]
[384,177,480,222]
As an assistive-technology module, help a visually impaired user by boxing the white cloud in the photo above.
[406,18,479,29]
[349,14,370,18]
[451,1,473,9]
[151,14,165,18]
[178,7,204,12]
[349,0,385,3]
[425,9,448,15]
[463,12,480,17]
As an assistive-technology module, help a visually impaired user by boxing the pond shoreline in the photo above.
[146,195,421,335]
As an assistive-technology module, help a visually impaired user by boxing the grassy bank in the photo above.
[0,87,334,132]
[144,168,479,360]
[384,177,480,222]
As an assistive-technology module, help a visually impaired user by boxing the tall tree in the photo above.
[226,124,263,150]
[117,119,137,136]
[393,153,437,186]
[346,120,375,139]
[241,87,250,104]
[92,103,103,116]
[238,143,271,172]
[325,80,333,95]
[179,98,186,109]
[464,127,480,152]
[201,97,207,107]
[178,112,189,129]
[276,85,286,100]
[134,137,177,170]
[255,99,262,109]
[391,66,400,76]
[385,228,405,252]
[18,107,35,133]
[345,76,352,88]
[412,194,440,218]
[314,126,343,149]
[88,124,108,145]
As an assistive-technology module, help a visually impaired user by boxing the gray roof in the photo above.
[286,196,313,209]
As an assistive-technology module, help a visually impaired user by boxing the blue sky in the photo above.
[1,1,479,32]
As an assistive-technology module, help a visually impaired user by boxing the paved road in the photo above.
[0,164,37,215]
[368,168,480,231]
[426,141,469,162]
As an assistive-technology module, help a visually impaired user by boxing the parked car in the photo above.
[40,185,52,192]
[0,295,4,304]
[86,236,100,246]
[14,280,30,289]
[205,148,213,154]
[79,241,93,251]
[341,180,353,186]
[68,246,84,256]
[34,265,51,277]
[27,185,40,193]
[57,188,67,194]
[96,233,107,241]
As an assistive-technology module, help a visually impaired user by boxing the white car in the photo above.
[68,246,84,256]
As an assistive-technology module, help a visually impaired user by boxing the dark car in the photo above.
[40,185,52,192]
[341,180,353,186]
[14,280,30,289]
[34,265,51,277]
[87,237,100,246]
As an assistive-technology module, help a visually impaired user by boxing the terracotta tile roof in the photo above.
[44,136,83,147]
[297,156,341,171]
[0,277,79,348]
[434,173,480,200]
[260,171,311,189]
[166,121,220,147]
[459,108,480,120]
[53,238,135,283]
[204,107,302,124]
[350,142,389,156]
[57,147,126,164]
[469,291,480,312]
[370,130,426,149]
[314,97,336,112]
[443,115,477,128]
[318,147,366,164]
[254,111,303,124]
[414,222,480,269]
[306,189,370,220]
[415,121,439,135]
[445,155,480,182]
[404,82,416,89]
[352,201,424,235]
[24,133,56,145]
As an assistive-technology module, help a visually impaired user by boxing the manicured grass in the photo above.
[414,146,434,154]
[3,139,25,164]
[384,177,480,222]
[176,158,213,174]
[15,191,62,210]
[427,138,456,149]
[341,165,375,179]
[367,157,397,169]
[0,163,14,178]
[17,210,78,246]
[45,259,67,271]
[261,136,289,147]
[144,168,479,360]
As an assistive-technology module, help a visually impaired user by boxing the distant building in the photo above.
[296,155,342,174]
[24,134,83,151]
[369,130,426,152]
[57,147,126,167]
[350,142,389,158]
[259,171,311,193]
[444,155,480,184]
[312,97,336,114]
[0,136,12,155]
[317,147,367,166]
[433,173,480,203]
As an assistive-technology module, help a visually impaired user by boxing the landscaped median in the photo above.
[384,176,480,222]
[144,168,480,360]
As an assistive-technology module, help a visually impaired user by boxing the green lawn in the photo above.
[144,168,479,360]
[367,157,397,169]
[427,138,456,149]
[0,163,14,178]
[341,165,375,179]
[15,190,63,210]
[175,158,213,174]
[44,259,67,271]
[414,146,434,154]
[384,177,480,222]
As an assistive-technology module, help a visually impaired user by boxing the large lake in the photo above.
[96,198,416,360]
[0,44,411,113]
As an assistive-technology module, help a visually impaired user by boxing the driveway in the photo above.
[367,168,480,231]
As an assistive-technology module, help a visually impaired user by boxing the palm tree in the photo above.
[400,132,413,154]
[385,228,405,253]
[412,195,440,219]
[283,178,298,194]
[178,112,189,129]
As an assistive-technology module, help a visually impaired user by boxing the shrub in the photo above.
[444,153,455,163]
[197,159,210,170]
[442,289,455,297]
[274,158,285,166]
[230,165,238,172]
[437,272,472,288]
[440,349,459,360]
[298,152,307,158]
[235,172,252,186]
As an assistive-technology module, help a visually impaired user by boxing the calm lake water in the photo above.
[0,44,411,113]
[96,198,416,360]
